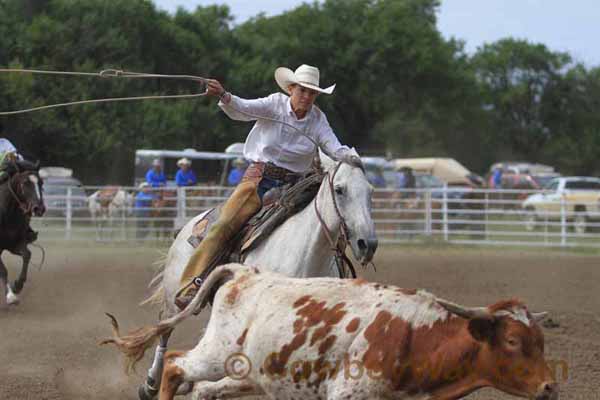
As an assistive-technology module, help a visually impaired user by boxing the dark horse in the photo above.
[0,169,45,306]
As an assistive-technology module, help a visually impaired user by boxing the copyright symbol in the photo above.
[224,353,252,380]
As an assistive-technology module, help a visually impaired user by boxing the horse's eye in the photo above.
[335,186,345,195]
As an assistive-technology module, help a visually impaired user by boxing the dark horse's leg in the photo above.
[0,251,7,299]
[0,250,19,305]
[12,245,31,294]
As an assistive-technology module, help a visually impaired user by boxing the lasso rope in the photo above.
[0,67,321,149]
[0,69,208,115]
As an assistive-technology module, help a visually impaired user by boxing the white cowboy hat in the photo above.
[139,182,150,189]
[152,158,161,167]
[274,64,335,95]
[177,157,191,167]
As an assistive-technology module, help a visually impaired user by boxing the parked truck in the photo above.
[522,176,600,234]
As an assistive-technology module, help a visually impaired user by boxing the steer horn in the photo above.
[531,311,549,322]
[436,298,492,320]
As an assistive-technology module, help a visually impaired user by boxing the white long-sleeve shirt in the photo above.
[219,92,350,173]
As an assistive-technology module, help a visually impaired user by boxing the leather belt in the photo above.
[256,162,300,182]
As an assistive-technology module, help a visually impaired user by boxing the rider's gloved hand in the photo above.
[338,150,364,170]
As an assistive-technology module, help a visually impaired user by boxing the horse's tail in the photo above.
[99,264,239,373]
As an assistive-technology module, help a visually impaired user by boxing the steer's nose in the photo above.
[536,382,559,400]
[357,238,378,264]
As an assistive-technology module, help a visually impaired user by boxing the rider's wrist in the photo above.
[219,91,230,103]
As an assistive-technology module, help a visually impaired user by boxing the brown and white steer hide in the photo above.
[158,264,558,400]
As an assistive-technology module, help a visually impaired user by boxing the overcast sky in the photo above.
[152,0,600,66]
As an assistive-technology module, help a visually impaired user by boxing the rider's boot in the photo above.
[174,180,261,310]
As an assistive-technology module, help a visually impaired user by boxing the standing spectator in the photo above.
[145,159,166,187]
[491,167,503,189]
[396,169,407,189]
[175,158,197,187]
[227,158,247,186]
[404,167,416,190]
[134,182,156,239]
[398,167,416,198]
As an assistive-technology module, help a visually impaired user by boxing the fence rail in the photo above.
[31,185,600,248]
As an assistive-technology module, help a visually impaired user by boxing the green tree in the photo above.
[542,65,600,174]
[471,38,572,161]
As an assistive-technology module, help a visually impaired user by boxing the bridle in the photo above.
[313,161,357,279]
[7,171,40,216]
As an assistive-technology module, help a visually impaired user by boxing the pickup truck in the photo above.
[522,176,600,233]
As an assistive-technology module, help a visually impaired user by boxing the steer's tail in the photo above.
[99,264,239,373]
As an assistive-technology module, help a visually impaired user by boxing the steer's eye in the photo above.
[335,186,345,195]
[506,337,521,349]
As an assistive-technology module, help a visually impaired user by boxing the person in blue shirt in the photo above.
[491,167,503,189]
[227,158,247,186]
[175,158,197,187]
[135,182,157,239]
[145,159,167,187]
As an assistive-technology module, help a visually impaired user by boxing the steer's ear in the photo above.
[468,317,497,343]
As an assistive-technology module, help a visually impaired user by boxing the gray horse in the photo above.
[0,170,45,305]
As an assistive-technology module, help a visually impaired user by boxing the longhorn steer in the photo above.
[104,264,559,400]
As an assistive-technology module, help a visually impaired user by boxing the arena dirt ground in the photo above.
[1,243,599,400]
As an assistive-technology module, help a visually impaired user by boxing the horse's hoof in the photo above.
[6,292,20,305]
[138,383,157,400]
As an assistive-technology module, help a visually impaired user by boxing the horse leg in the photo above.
[13,245,31,294]
[94,218,101,241]
[139,330,172,400]
[0,253,10,304]
[0,253,19,305]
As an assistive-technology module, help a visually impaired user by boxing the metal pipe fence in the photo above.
[31,185,600,248]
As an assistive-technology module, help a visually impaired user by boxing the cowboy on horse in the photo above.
[175,64,362,310]
[0,138,40,234]
[0,138,41,241]
[0,138,39,186]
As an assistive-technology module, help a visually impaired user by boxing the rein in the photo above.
[7,172,34,216]
[313,162,357,279]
